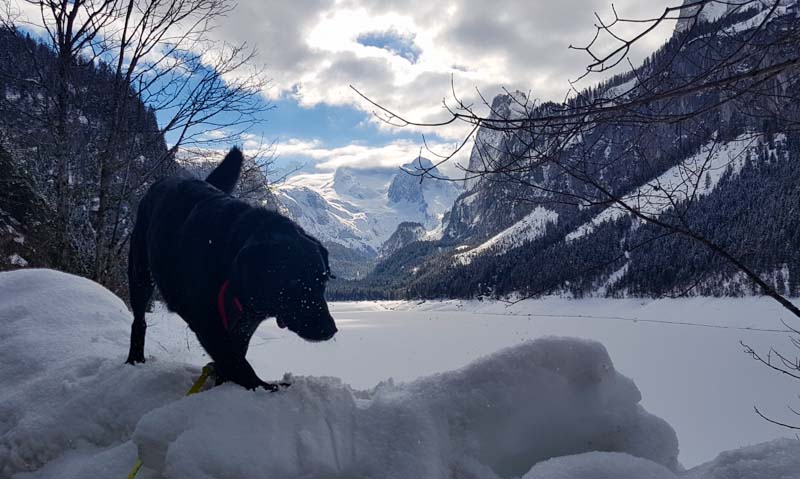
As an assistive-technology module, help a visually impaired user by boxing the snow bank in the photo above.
[684,438,800,479]
[0,269,199,477]
[514,438,800,479]
[522,451,678,479]
[3,269,796,479]
[134,337,678,478]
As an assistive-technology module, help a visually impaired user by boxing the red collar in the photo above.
[217,279,243,330]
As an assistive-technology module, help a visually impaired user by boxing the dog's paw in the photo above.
[259,381,290,392]
[125,355,145,365]
[260,381,279,392]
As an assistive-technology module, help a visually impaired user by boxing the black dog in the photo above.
[125,147,337,390]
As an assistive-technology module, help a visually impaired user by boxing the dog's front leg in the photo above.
[195,331,273,390]
[205,363,288,391]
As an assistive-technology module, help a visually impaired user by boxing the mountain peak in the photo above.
[389,156,456,207]
[401,156,435,172]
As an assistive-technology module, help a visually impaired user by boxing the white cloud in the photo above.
[212,0,678,141]
[13,0,681,179]
[219,1,681,181]
[272,137,471,177]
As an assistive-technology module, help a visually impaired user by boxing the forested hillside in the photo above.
[0,29,175,294]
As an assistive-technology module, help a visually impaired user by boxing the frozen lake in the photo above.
[147,296,798,468]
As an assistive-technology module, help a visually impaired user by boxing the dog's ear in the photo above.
[230,240,271,310]
[206,147,244,195]
[229,233,302,306]
[301,231,335,279]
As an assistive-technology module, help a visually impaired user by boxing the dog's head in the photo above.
[231,227,337,342]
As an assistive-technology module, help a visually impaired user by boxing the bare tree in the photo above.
[1,0,270,289]
[354,0,800,424]
[176,140,283,210]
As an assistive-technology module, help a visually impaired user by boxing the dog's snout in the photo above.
[322,323,337,340]
[291,313,337,342]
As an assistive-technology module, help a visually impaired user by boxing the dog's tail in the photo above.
[206,147,244,194]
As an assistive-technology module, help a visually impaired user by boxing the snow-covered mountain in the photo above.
[276,158,462,259]
[331,2,800,300]
[674,0,795,33]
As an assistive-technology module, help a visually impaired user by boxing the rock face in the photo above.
[674,0,734,34]
[673,0,793,33]
[380,222,426,258]
[387,157,463,221]
[387,157,435,209]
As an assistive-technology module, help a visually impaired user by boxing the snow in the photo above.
[7,253,28,266]
[522,451,678,479]
[601,77,638,101]
[2,269,798,478]
[684,438,800,479]
[277,166,459,252]
[455,207,558,264]
[566,133,768,241]
[295,298,799,468]
[526,440,800,479]
[133,337,677,479]
[675,0,734,34]
[5,88,21,101]
[696,1,731,24]
[0,269,195,478]
[596,262,629,297]
[724,2,790,34]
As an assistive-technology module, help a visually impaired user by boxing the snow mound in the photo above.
[684,438,800,479]
[0,269,199,477]
[515,438,800,479]
[522,451,678,479]
[134,337,678,478]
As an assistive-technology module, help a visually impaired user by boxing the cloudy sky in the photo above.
[22,0,681,176]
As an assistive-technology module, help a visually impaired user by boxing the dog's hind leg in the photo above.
[126,215,154,364]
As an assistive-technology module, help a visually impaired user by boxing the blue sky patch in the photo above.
[357,29,422,64]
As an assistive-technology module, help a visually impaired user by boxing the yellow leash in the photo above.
[126,364,214,479]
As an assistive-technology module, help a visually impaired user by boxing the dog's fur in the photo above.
[125,147,337,390]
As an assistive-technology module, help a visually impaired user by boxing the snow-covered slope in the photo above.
[455,206,558,264]
[3,269,799,478]
[675,0,739,34]
[675,0,795,34]
[566,133,767,242]
[276,159,461,253]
